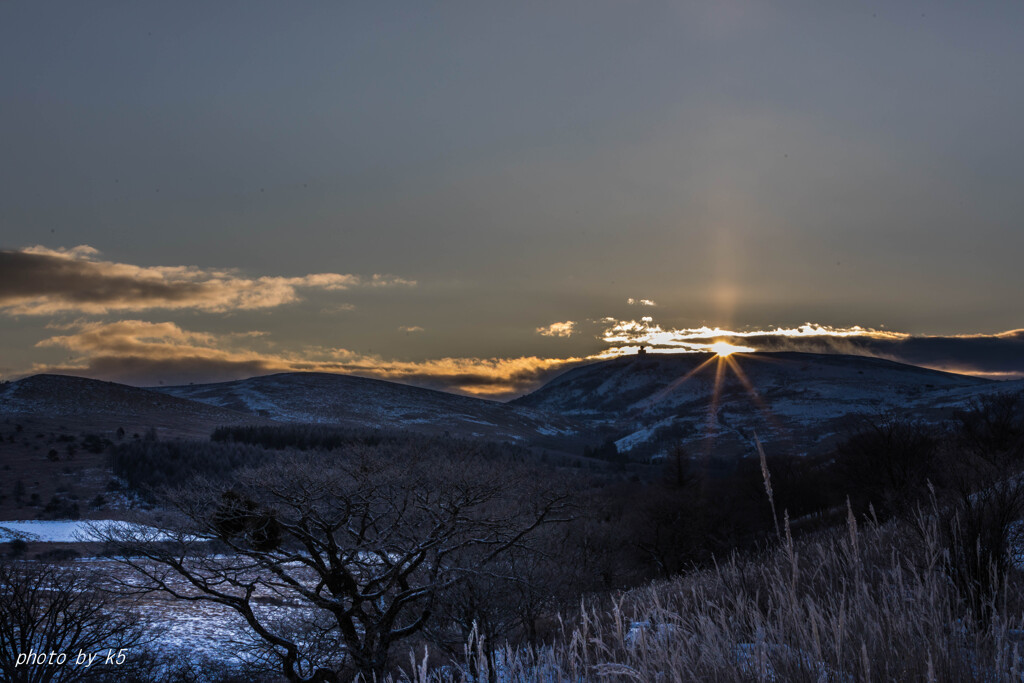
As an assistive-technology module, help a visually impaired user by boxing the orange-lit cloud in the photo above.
[30,320,584,397]
[15,310,1024,398]
[536,321,577,338]
[0,245,415,315]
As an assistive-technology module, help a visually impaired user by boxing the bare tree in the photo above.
[97,446,571,682]
[0,558,152,683]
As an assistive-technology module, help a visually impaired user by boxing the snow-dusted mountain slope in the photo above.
[154,372,580,446]
[7,354,1020,460]
[0,374,259,437]
[513,352,1023,458]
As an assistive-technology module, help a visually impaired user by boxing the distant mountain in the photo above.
[0,374,259,438]
[512,352,1023,459]
[154,372,581,448]
[8,353,1021,461]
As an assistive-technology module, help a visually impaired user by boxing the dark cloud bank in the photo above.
[715,331,1024,379]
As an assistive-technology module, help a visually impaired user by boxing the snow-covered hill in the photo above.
[154,372,580,447]
[7,354,1021,461]
[513,352,1023,459]
[0,374,259,437]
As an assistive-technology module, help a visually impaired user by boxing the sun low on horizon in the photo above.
[3,5,1024,679]
[708,341,754,358]
[1,3,1023,396]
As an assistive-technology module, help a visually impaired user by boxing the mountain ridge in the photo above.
[513,351,1017,459]
[5,352,1021,459]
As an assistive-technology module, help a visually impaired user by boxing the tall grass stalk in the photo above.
[756,433,782,542]
[396,514,1023,682]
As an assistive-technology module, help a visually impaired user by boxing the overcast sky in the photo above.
[2,2,1023,396]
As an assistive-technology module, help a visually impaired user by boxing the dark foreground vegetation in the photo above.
[0,559,154,682]
[4,391,1024,681]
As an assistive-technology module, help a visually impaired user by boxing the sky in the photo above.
[2,2,1023,397]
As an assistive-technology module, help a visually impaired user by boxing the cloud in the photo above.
[18,296,1024,400]
[597,318,1024,379]
[398,325,424,333]
[0,245,415,315]
[601,320,909,347]
[20,316,1024,397]
[28,320,584,397]
[328,354,582,396]
[536,321,576,338]
[627,298,657,306]
[320,303,357,314]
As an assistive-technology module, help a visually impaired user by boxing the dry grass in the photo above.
[400,507,1024,682]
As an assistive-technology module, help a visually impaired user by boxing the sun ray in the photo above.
[640,354,717,409]
[631,348,788,456]
[706,355,728,433]
[698,355,731,459]
[724,354,784,433]
[723,355,766,412]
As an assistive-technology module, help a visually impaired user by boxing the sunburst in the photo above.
[708,340,752,357]
[642,344,781,449]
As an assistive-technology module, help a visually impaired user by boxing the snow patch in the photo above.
[0,520,164,543]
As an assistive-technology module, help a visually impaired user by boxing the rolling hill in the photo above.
[153,372,581,448]
[0,374,260,438]
[5,351,1022,463]
[512,351,1022,459]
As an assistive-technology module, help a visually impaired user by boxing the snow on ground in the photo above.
[78,558,338,676]
[535,424,565,436]
[615,427,656,451]
[734,641,850,682]
[154,372,579,445]
[0,519,160,543]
